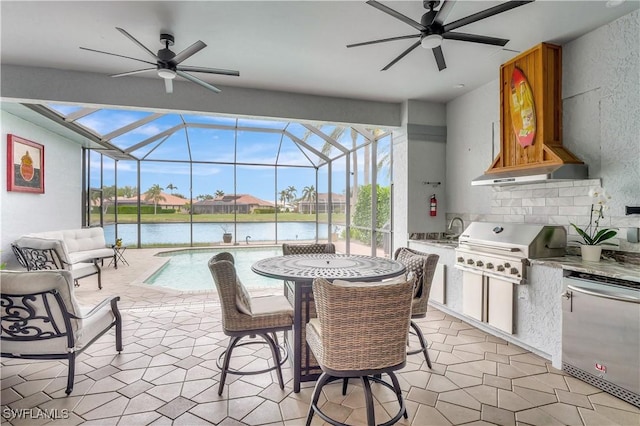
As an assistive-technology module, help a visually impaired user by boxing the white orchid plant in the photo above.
[570,187,617,246]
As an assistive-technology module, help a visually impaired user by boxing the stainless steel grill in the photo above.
[455,222,567,284]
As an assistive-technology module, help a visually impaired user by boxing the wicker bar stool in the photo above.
[305,277,414,426]
[394,247,439,368]
[208,252,293,395]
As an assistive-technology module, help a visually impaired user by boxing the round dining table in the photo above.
[252,253,406,392]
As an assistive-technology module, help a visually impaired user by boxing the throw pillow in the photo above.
[235,277,253,315]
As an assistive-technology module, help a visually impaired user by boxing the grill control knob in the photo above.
[457,257,464,263]
[510,267,519,275]
[497,265,505,272]
[504,262,511,268]
[476,261,484,267]
[486,263,494,269]
[467,259,475,265]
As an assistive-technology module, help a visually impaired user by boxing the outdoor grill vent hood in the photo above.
[472,163,588,186]
[474,43,589,187]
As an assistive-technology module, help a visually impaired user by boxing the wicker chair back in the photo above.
[208,253,246,333]
[282,243,336,255]
[310,277,413,372]
[394,247,439,317]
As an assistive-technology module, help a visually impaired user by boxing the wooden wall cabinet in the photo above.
[487,42,583,174]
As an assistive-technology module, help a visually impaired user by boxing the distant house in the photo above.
[192,194,275,214]
[115,192,192,212]
[297,193,346,214]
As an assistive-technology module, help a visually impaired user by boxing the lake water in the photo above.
[145,247,284,291]
[104,222,331,246]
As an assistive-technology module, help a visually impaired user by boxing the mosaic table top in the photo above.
[252,254,406,282]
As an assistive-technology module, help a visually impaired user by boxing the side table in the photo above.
[109,246,129,268]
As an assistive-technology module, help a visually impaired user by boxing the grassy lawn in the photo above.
[92,212,347,224]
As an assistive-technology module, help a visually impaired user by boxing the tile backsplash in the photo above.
[448,179,640,253]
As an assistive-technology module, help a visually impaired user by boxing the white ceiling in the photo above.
[1,1,638,104]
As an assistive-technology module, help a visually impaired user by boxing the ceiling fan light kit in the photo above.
[348,0,535,71]
[421,34,443,49]
[157,69,176,79]
[80,28,239,94]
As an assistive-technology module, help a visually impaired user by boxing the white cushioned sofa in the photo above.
[26,228,115,264]
[13,227,115,289]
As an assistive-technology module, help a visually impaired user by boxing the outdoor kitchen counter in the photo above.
[531,256,640,283]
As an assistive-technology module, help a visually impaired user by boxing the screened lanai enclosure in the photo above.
[43,104,395,256]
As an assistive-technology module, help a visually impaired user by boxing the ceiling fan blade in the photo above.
[172,40,207,65]
[433,45,447,71]
[381,40,421,71]
[178,65,240,76]
[347,34,420,48]
[444,0,534,33]
[176,70,222,93]
[111,68,156,78]
[366,0,425,32]
[79,47,156,66]
[116,27,159,61]
[433,0,455,26]
[164,78,173,94]
[443,32,509,46]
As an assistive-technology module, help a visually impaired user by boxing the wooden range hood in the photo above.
[472,43,588,186]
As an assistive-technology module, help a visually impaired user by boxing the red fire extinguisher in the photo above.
[429,194,437,217]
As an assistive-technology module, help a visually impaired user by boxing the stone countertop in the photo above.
[408,239,458,249]
[531,256,640,283]
[408,239,639,283]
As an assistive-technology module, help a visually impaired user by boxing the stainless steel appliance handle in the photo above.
[567,284,640,304]
[460,242,519,252]
[454,264,484,275]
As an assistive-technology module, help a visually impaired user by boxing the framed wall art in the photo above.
[6,134,45,193]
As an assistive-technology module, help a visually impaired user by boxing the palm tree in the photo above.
[215,189,225,198]
[286,186,297,204]
[301,185,316,214]
[166,183,177,194]
[279,189,288,207]
[144,184,166,214]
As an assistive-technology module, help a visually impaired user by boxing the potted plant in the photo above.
[570,187,617,262]
[220,225,233,244]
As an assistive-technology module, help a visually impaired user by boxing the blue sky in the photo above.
[50,104,391,202]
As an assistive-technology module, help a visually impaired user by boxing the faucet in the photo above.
[447,217,465,238]
[245,236,251,245]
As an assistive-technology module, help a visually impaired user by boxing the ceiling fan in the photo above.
[347,0,534,71]
[80,28,239,94]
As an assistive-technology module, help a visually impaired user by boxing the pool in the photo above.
[145,247,284,292]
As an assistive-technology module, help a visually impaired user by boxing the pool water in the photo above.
[145,247,284,291]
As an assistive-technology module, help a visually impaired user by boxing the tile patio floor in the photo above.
[2,248,639,425]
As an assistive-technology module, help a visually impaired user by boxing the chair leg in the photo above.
[342,377,349,395]
[262,333,285,389]
[360,376,375,426]
[95,261,103,290]
[218,336,241,396]
[65,352,76,395]
[111,298,123,352]
[388,371,408,419]
[410,320,432,369]
[306,372,331,426]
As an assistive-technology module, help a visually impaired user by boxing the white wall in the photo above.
[444,10,640,252]
[1,110,82,268]
[393,100,447,250]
